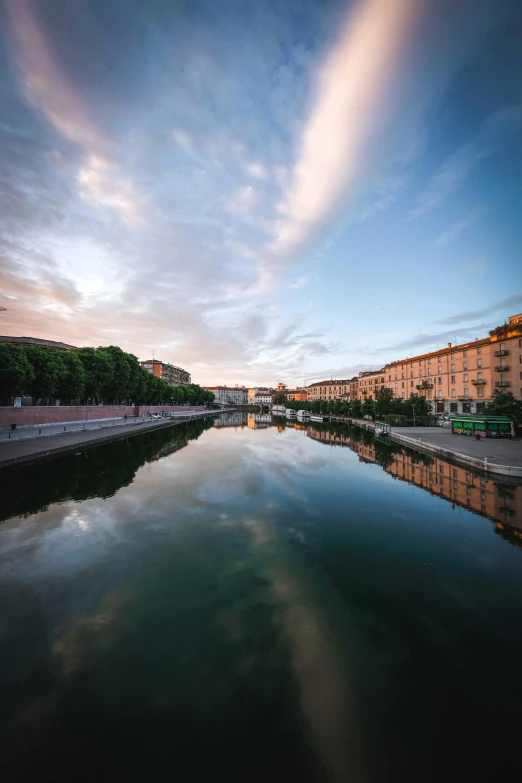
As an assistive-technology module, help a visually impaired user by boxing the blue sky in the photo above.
[0,0,521,386]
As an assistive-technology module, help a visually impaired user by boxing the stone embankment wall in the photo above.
[0,405,207,428]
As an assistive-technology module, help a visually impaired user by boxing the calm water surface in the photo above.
[1,414,521,782]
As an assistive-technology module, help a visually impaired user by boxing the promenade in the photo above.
[0,411,220,468]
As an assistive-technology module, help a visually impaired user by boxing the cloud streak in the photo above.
[411,104,522,218]
[272,0,420,259]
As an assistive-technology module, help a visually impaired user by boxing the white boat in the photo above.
[285,408,297,418]
[311,414,329,422]
[270,405,286,416]
[296,409,311,418]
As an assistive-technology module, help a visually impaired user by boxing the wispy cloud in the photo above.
[410,104,522,218]
[272,0,419,259]
[433,294,522,326]
[432,205,486,248]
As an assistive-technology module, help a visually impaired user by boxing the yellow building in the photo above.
[307,379,350,401]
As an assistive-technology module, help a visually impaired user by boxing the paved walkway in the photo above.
[393,426,522,467]
[0,412,217,468]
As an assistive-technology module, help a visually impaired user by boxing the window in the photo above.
[451,389,456,397]
[477,387,483,397]
[438,377,442,384]
[520,372,522,380]
[519,339,522,348]
[477,372,483,380]
[463,361,468,371]
[439,464,444,474]
[451,375,456,383]
[463,350,468,357]
[463,374,468,382]
[450,402,458,412]
[477,347,481,355]
[464,388,469,398]
[480,491,486,501]
[438,391,442,398]
[438,366,442,374]
[428,358,431,363]
[428,390,432,398]
[476,402,485,414]
[395,383,398,389]
[451,363,455,372]
[477,359,482,368]
[453,481,458,490]
[452,468,458,478]
[401,392,405,398]
[466,472,471,482]
[402,381,405,388]
[428,368,431,375]
[419,369,423,376]
[410,380,414,387]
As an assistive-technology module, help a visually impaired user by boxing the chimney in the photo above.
[447,342,451,349]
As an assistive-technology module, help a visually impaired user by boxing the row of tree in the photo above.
[273,388,432,419]
[274,386,522,424]
[0,343,215,407]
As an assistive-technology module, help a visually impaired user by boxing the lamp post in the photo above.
[412,403,416,428]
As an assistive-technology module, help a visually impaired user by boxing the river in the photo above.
[1,414,521,782]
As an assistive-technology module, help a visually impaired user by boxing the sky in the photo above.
[0,0,521,387]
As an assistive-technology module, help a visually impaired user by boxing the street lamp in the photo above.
[411,403,416,427]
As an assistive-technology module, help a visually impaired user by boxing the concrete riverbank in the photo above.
[0,411,222,468]
[330,416,522,478]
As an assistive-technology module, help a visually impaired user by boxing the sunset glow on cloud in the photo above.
[1,0,521,385]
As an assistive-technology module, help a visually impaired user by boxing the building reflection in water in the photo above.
[306,425,522,545]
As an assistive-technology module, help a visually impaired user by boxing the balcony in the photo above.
[494,349,509,357]
[494,365,509,372]
[457,395,472,400]
[495,380,510,388]
[471,379,487,385]
[416,381,433,390]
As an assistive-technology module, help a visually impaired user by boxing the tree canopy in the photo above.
[0,343,214,407]
[486,391,522,425]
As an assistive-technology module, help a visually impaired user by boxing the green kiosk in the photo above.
[450,415,513,439]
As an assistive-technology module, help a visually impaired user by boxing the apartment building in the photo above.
[357,370,386,401]
[349,377,358,400]
[247,387,273,404]
[140,359,191,386]
[382,313,522,414]
[307,379,350,401]
[284,388,308,402]
[203,386,248,405]
[351,312,522,414]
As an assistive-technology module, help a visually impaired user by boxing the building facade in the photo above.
[352,312,522,414]
[140,359,191,386]
[0,336,76,350]
[306,380,350,401]
[203,386,248,405]
[357,370,386,401]
[248,387,274,405]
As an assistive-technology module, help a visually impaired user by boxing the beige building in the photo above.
[307,379,350,401]
[350,312,522,414]
[203,386,248,405]
[357,370,386,401]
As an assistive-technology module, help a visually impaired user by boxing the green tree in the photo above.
[350,399,363,418]
[99,346,132,403]
[273,392,287,405]
[0,344,35,403]
[407,393,431,417]
[57,351,86,402]
[374,387,395,418]
[25,346,66,401]
[362,396,375,419]
[486,391,522,426]
[77,347,114,403]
